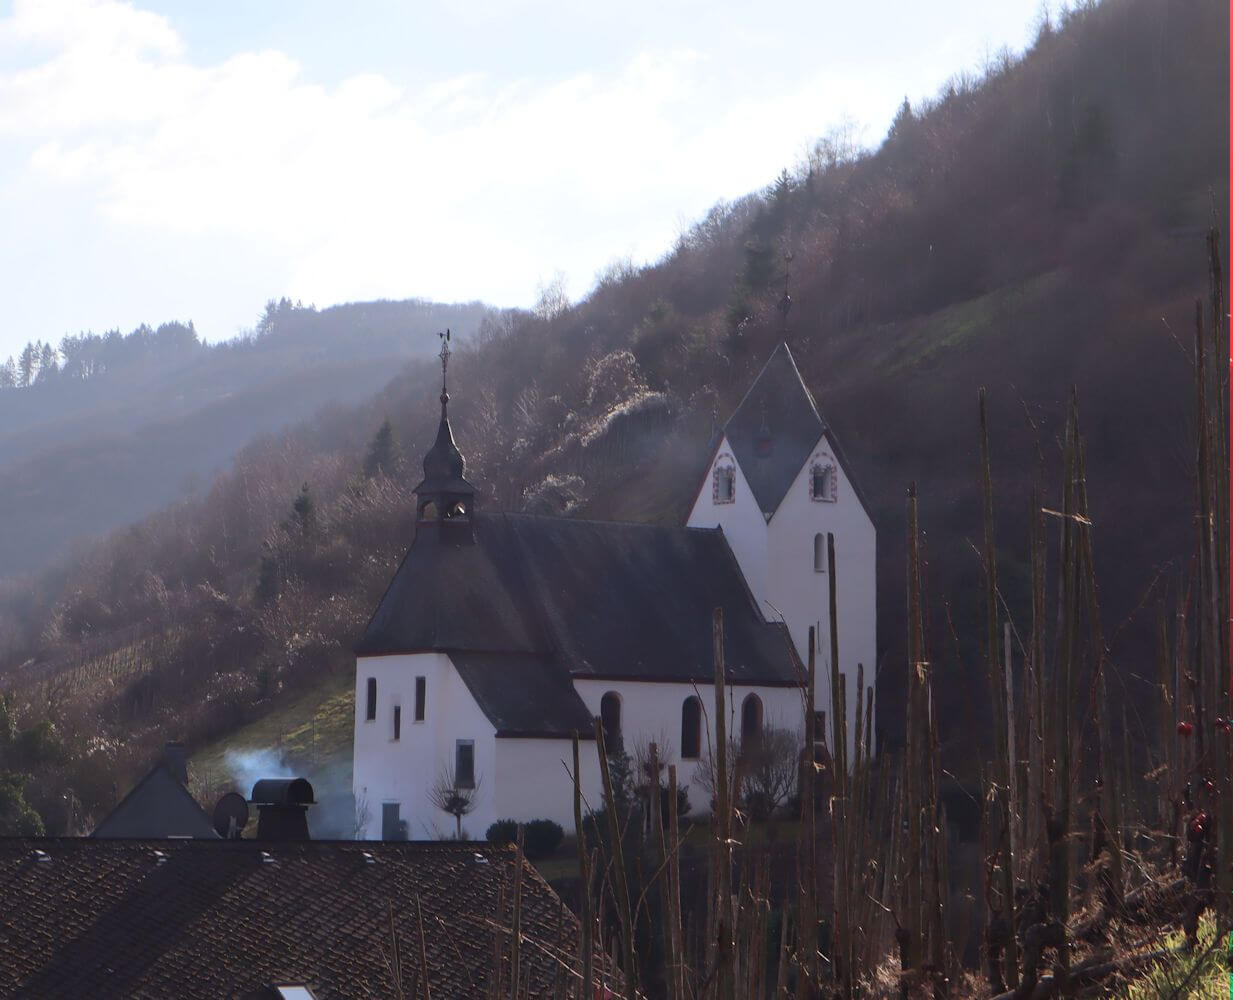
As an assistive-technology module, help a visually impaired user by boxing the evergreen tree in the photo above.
[17,343,36,387]
[363,418,400,478]
[292,482,317,538]
[36,342,57,383]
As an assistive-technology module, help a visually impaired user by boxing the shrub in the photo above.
[523,818,564,859]
[485,818,564,858]
[486,819,518,846]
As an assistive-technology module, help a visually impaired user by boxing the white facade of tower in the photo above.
[686,432,877,761]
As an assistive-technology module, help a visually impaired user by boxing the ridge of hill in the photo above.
[0,298,497,574]
[0,0,1224,832]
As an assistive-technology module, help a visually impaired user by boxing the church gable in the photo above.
[722,342,827,517]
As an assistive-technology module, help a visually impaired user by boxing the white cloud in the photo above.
[0,0,1041,348]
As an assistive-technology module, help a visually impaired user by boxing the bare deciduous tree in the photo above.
[428,768,481,840]
[740,725,800,820]
[353,791,372,841]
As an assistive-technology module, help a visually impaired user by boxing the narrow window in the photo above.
[414,676,426,722]
[455,740,475,789]
[713,461,736,504]
[381,802,401,840]
[600,692,623,754]
[365,677,377,721]
[681,697,702,759]
[814,533,825,573]
[392,704,401,740]
[741,694,763,750]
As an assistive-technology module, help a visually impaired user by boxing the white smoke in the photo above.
[221,746,357,839]
[223,747,294,799]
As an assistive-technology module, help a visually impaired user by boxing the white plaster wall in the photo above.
[766,434,877,761]
[353,662,810,837]
[492,739,605,831]
[352,652,498,841]
[684,437,769,599]
[573,678,806,816]
[684,431,877,764]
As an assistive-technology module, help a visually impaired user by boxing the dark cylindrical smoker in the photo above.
[249,778,315,841]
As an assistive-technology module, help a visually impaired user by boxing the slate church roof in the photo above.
[0,838,598,1000]
[704,340,871,520]
[357,514,803,736]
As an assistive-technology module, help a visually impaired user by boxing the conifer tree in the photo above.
[362,418,400,478]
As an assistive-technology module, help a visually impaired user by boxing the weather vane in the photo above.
[777,251,794,334]
[438,329,451,404]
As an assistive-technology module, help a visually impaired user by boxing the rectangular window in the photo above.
[381,802,401,840]
[392,704,401,740]
[455,740,475,789]
[414,676,426,722]
[365,677,377,721]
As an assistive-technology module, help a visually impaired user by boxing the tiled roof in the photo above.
[0,838,606,999]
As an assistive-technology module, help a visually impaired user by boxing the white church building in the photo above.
[352,340,876,840]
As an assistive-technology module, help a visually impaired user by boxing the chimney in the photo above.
[249,778,315,841]
[162,742,188,785]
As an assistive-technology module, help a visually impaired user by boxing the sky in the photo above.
[0,0,1048,358]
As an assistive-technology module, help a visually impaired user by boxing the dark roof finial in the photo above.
[438,329,452,411]
[777,251,794,336]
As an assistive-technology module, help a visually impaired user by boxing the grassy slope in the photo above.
[189,671,356,837]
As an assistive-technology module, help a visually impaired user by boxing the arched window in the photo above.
[813,533,825,573]
[600,692,623,754]
[741,694,763,750]
[713,455,736,504]
[810,459,837,502]
[681,697,702,759]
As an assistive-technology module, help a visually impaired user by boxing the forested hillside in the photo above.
[0,0,1224,832]
[0,297,494,573]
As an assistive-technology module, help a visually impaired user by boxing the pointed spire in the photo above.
[415,329,476,528]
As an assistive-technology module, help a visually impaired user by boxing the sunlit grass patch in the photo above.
[1117,916,1228,1000]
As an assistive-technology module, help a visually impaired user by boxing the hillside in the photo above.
[0,0,1225,832]
[0,297,496,575]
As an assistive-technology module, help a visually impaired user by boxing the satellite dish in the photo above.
[213,792,250,840]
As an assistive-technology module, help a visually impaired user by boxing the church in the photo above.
[352,338,876,840]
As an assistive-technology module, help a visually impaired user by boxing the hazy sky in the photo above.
[0,0,1048,358]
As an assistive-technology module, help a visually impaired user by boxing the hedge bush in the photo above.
[486,819,518,846]
[485,818,565,859]
[523,818,564,859]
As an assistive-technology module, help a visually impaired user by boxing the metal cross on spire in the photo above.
[438,328,451,407]
[777,250,794,335]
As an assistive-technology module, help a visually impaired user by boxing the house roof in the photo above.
[357,513,803,734]
[92,762,219,840]
[722,341,826,517]
[452,651,597,739]
[0,838,603,1000]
